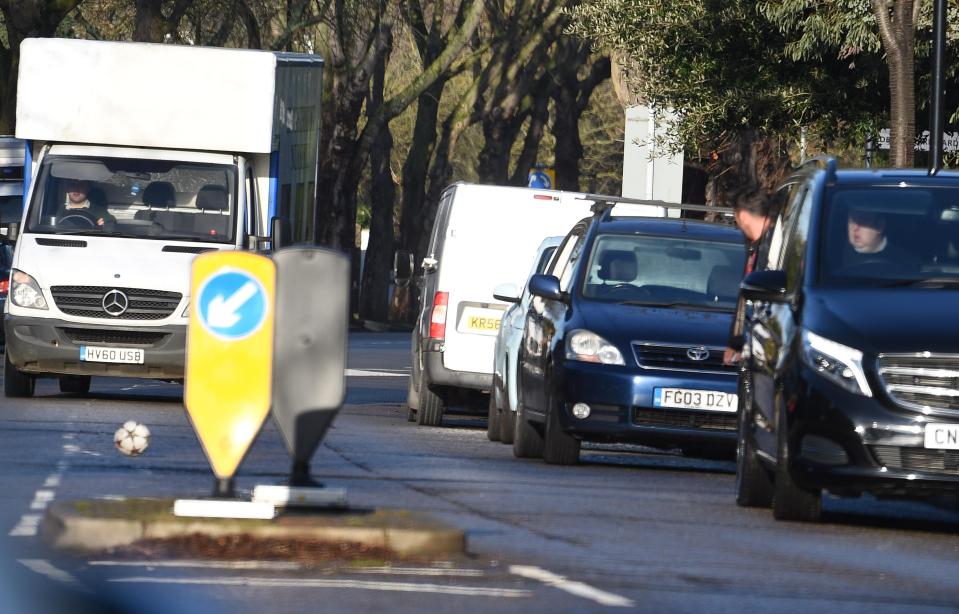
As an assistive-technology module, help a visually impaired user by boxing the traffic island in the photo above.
[41,498,466,560]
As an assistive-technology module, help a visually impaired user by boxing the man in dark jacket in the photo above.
[723,186,772,365]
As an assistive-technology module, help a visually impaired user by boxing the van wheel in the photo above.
[542,393,580,465]
[500,405,515,445]
[59,375,91,395]
[772,418,822,522]
[415,370,446,427]
[486,392,501,442]
[512,400,544,458]
[735,402,773,508]
[4,353,35,398]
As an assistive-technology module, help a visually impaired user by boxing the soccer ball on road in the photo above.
[114,421,150,456]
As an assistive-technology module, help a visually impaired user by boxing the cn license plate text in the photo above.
[654,388,737,412]
[80,346,145,365]
[924,423,959,450]
[458,306,503,336]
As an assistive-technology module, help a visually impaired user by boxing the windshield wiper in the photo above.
[617,300,733,312]
[880,277,959,288]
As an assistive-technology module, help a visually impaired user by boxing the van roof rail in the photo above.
[580,194,734,221]
[801,155,838,182]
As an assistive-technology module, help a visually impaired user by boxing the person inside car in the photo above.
[724,186,772,365]
[57,179,114,227]
[841,208,915,271]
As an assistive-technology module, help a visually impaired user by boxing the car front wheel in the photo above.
[542,392,580,465]
[735,399,773,508]
[772,414,822,522]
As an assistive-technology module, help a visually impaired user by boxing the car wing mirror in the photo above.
[493,282,520,304]
[527,274,565,302]
[741,269,788,302]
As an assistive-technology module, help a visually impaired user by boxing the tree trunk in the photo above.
[134,0,166,42]
[553,90,584,192]
[873,0,916,167]
[359,26,394,322]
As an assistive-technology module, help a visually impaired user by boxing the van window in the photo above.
[25,155,237,244]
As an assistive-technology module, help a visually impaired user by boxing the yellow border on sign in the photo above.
[184,251,276,479]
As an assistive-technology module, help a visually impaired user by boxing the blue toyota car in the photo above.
[514,203,746,464]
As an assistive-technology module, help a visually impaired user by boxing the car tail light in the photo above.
[429,292,449,340]
[0,277,8,296]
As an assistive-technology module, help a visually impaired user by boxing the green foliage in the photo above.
[570,0,892,154]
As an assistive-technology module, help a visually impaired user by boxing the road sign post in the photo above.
[270,247,350,487]
[184,251,276,500]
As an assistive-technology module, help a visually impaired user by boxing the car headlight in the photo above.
[566,329,625,365]
[10,270,48,310]
[801,330,871,396]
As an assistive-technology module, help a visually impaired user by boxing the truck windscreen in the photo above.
[25,156,237,244]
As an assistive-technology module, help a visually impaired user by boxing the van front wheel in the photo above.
[4,353,35,398]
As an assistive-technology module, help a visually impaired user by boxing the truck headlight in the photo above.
[801,330,871,396]
[10,270,48,310]
[566,329,625,365]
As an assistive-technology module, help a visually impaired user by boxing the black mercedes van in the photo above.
[735,158,959,521]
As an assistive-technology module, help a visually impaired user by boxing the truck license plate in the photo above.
[653,388,737,412]
[80,346,145,365]
[924,423,959,450]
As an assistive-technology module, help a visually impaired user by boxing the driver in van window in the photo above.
[843,208,914,269]
[57,179,114,227]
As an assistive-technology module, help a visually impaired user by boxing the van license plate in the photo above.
[80,346,145,365]
[457,307,503,336]
[653,388,737,412]
[924,423,959,450]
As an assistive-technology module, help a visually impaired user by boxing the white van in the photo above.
[405,183,663,426]
[3,39,323,397]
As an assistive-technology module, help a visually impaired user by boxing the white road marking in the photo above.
[510,565,635,608]
[352,566,485,577]
[110,576,531,598]
[43,475,61,488]
[19,559,78,585]
[9,514,42,537]
[92,560,301,571]
[29,489,56,511]
[346,369,409,378]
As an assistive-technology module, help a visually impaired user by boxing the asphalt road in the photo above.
[1,332,959,613]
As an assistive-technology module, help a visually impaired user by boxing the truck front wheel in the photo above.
[4,353,36,398]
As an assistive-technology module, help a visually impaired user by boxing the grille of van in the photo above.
[60,327,169,346]
[50,286,181,320]
[877,353,959,415]
[632,342,736,374]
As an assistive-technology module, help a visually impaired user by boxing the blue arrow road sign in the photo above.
[197,268,269,340]
[528,171,552,189]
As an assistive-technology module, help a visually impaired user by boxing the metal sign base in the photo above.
[252,484,347,509]
[173,498,276,520]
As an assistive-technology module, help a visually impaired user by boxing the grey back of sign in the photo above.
[271,247,350,460]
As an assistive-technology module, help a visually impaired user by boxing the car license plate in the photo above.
[80,346,145,365]
[653,388,737,412]
[457,306,503,336]
[924,423,959,450]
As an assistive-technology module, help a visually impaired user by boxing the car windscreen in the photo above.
[819,185,959,287]
[24,156,237,244]
[581,233,746,311]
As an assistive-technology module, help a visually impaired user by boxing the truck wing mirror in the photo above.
[393,250,414,287]
[270,216,292,251]
[741,269,788,302]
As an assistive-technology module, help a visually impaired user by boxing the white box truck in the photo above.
[405,182,664,426]
[3,38,323,397]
